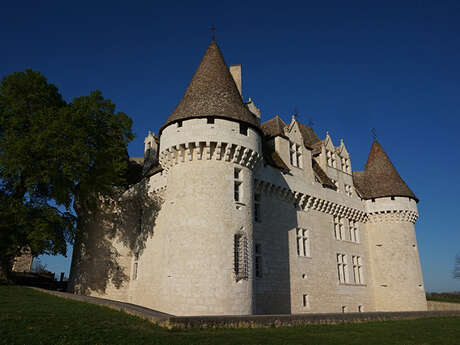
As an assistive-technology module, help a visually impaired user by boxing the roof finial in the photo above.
[371,128,377,141]
[209,25,216,41]
[292,107,299,123]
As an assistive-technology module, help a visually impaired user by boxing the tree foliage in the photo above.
[0,69,134,280]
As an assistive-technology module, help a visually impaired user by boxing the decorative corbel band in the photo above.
[255,179,366,222]
[159,141,261,173]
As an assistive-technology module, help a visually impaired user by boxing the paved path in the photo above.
[29,287,172,323]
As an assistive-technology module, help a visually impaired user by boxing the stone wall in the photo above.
[427,301,460,311]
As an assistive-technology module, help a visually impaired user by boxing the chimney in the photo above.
[229,64,242,97]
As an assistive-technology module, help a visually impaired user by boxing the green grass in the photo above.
[1,286,459,345]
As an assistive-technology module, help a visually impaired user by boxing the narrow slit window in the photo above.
[255,243,263,278]
[254,193,261,222]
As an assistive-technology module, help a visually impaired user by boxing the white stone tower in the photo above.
[354,140,427,311]
[152,40,262,315]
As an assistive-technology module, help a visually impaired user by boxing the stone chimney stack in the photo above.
[229,64,242,97]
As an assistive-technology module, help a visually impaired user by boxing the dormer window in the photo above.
[326,150,336,168]
[341,157,350,173]
[290,141,302,168]
[345,184,353,197]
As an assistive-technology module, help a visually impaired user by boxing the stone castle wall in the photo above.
[68,117,427,316]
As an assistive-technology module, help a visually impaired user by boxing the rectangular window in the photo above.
[349,220,359,243]
[289,141,302,168]
[303,294,310,308]
[177,120,183,127]
[239,123,248,135]
[255,243,263,278]
[234,168,242,202]
[345,184,353,197]
[234,167,241,179]
[327,150,337,168]
[337,253,349,283]
[234,233,248,281]
[297,228,311,257]
[352,255,364,284]
[234,182,241,202]
[254,193,261,222]
[334,216,345,240]
[132,252,139,280]
[207,117,215,124]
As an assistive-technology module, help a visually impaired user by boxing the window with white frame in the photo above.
[352,255,364,284]
[334,216,345,240]
[234,233,248,281]
[290,141,302,168]
[345,184,353,197]
[296,228,311,257]
[349,220,360,243]
[254,193,261,222]
[337,253,349,283]
[255,243,263,278]
[234,167,242,202]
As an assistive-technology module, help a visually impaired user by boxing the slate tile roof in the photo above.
[353,140,418,202]
[261,115,287,139]
[160,41,259,134]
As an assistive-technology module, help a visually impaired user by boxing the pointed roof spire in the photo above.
[353,140,418,202]
[160,41,259,134]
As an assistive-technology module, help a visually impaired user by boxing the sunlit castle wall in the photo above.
[365,197,427,311]
[130,117,262,316]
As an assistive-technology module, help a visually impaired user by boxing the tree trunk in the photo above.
[0,260,9,284]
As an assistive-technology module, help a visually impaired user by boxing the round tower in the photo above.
[153,41,262,316]
[354,140,427,311]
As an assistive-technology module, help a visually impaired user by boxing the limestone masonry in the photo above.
[68,40,427,316]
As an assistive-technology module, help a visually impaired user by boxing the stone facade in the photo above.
[68,40,427,316]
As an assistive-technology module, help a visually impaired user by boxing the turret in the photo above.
[354,140,426,311]
[150,40,262,315]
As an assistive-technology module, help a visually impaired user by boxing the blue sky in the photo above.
[1,1,459,292]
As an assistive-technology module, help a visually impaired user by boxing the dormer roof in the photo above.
[297,122,321,149]
[353,140,418,202]
[261,115,287,138]
[160,41,259,134]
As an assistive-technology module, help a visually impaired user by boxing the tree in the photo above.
[0,69,134,281]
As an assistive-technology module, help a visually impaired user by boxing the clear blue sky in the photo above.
[1,1,459,292]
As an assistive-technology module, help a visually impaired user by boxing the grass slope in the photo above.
[1,286,459,345]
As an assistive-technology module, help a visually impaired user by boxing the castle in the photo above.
[68,40,427,316]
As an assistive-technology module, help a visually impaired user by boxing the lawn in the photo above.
[1,286,459,345]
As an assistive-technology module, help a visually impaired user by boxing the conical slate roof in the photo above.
[353,140,418,202]
[160,41,259,134]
